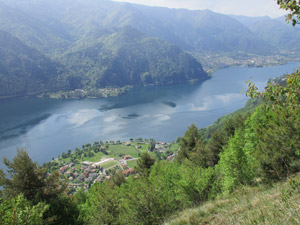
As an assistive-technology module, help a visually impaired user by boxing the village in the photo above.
[45,139,178,193]
[195,52,300,74]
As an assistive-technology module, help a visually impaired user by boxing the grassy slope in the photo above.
[165,176,300,225]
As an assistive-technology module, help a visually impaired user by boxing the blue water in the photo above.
[0,62,299,166]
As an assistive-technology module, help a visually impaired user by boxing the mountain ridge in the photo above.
[0,0,299,99]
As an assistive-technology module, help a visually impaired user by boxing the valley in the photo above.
[0,0,300,99]
[0,0,300,224]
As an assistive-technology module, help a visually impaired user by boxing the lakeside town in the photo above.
[192,52,300,74]
[44,139,179,193]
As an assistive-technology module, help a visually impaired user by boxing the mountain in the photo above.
[61,27,208,88]
[0,26,208,97]
[0,0,210,98]
[0,0,277,54]
[232,15,300,52]
[133,6,275,54]
[0,1,72,55]
[0,0,299,99]
[0,30,65,99]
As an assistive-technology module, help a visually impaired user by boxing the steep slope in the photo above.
[133,6,276,54]
[165,177,300,225]
[232,15,300,52]
[0,1,72,55]
[1,0,276,55]
[61,27,209,87]
[0,30,66,99]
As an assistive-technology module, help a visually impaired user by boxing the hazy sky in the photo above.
[113,0,286,18]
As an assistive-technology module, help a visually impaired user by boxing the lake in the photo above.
[0,62,299,166]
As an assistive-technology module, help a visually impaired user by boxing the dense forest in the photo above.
[1,0,300,99]
[0,0,300,224]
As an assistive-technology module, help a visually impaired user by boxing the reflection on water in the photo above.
[66,109,101,127]
[122,113,140,119]
[0,114,51,141]
[163,101,177,108]
[0,62,299,166]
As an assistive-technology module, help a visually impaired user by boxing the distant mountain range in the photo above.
[0,0,298,99]
[231,15,300,52]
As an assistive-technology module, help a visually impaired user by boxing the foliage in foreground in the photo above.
[0,70,299,224]
[165,173,300,225]
[0,194,48,225]
[278,0,300,26]
[0,150,82,225]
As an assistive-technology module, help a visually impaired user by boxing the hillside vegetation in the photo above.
[0,68,299,224]
[0,30,67,99]
[0,1,300,224]
[1,0,300,98]
[166,174,300,225]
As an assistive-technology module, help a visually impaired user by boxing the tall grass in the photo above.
[165,174,300,225]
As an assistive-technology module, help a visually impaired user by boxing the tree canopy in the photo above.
[277,0,300,26]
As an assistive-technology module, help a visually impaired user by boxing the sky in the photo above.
[112,0,286,18]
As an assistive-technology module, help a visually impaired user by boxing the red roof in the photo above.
[122,168,135,176]
[124,155,132,160]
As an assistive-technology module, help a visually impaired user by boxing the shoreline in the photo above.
[1,59,299,101]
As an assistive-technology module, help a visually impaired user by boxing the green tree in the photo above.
[108,171,126,188]
[0,149,83,224]
[85,183,122,225]
[277,0,300,26]
[148,141,155,152]
[206,128,226,166]
[176,124,212,168]
[0,149,65,202]
[0,194,48,225]
[135,152,155,175]
[176,124,199,163]
[247,71,300,180]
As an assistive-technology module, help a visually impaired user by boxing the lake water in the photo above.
[0,62,299,166]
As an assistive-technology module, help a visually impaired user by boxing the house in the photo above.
[89,173,98,179]
[125,142,131,146]
[82,161,92,166]
[136,145,141,149]
[59,165,68,174]
[88,165,94,170]
[167,155,174,161]
[124,155,132,160]
[83,169,90,177]
[65,171,71,177]
[85,177,93,183]
[121,164,128,169]
[95,174,105,183]
[78,175,84,182]
[122,168,135,177]
[80,165,88,170]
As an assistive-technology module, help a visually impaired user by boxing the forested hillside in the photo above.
[232,15,300,52]
[1,0,300,99]
[60,27,207,88]
[0,0,209,99]
[0,1,300,224]
[0,30,67,99]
